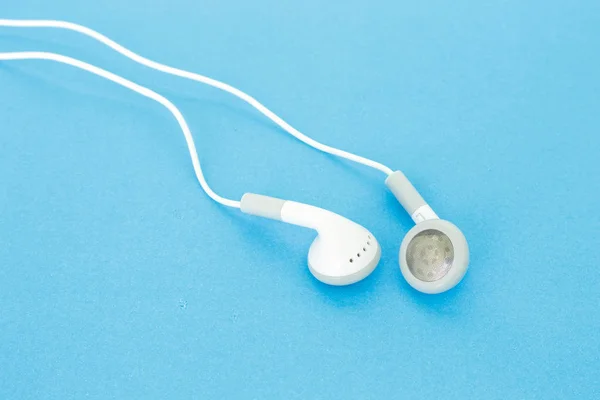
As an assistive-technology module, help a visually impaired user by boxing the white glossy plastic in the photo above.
[411,205,439,223]
[281,201,381,286]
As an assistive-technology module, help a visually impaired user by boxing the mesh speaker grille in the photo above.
[406,229,454,282]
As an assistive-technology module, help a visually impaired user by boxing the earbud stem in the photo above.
[240,193,286,221]
[385,171,439,224]
[240,193,338,231]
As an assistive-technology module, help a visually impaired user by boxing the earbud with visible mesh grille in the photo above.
[386,171,469,294]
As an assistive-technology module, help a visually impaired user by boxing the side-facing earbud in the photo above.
[386,171,469,294]
[240,194,381,286]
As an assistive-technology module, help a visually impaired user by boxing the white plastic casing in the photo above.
[399,219,469,294]
[385,171,469,294]
[411,205,439,224]
[281,201,381,286]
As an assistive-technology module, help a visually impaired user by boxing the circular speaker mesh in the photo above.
[406,229,454,282]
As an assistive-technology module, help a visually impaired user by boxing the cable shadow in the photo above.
[1,39,393,193]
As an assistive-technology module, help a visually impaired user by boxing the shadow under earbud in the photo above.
[305,255,384,308]
[214,201,384,305]
[397,271,472,317]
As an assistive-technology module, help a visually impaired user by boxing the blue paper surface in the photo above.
[1,1,599,398]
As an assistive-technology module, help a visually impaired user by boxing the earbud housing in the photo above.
[399,219,469,294]
[386,171,469,294]
[241,193,381,286]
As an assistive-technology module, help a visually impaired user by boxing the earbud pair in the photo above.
[240,170,468,293]
[0,19,469,294]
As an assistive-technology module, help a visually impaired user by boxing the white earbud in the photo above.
[241,194,381,286]
[386,171,469,294]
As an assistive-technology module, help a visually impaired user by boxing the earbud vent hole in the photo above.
[349,259,353,263]
[363,247,366,251]
[357,253,361,257]
[367,241,371,246]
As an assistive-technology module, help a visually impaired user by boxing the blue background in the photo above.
[1,1,599,399]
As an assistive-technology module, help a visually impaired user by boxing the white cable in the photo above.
[0,51,241,208]
[0,19,394,176]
